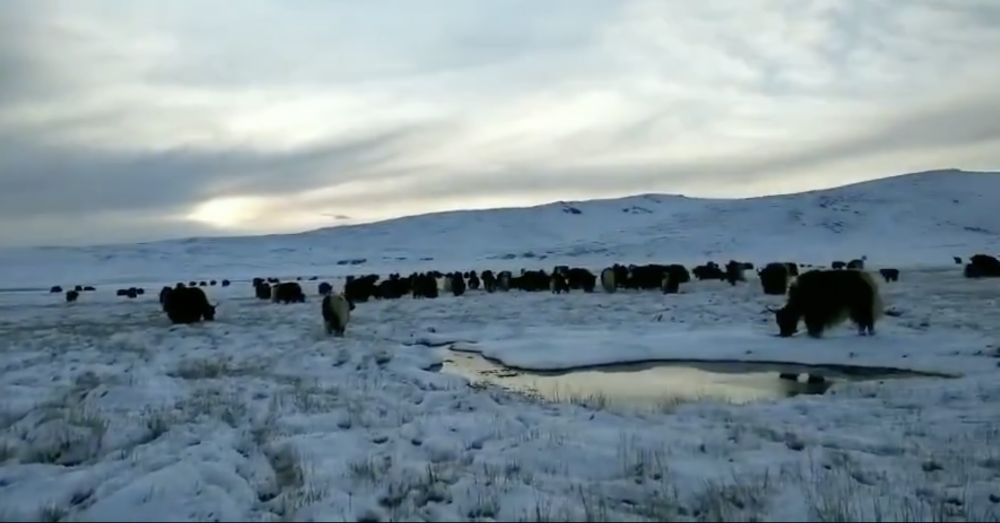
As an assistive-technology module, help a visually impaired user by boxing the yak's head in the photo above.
[769,305,799,337]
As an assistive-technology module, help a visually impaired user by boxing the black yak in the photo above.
[318,281,333,296]
[550,272,570,294]
[878,268,900,282]
[50,285,62,293]
[221,279,231,287]
[831,261,846,270]
[759,263,791,296]
[272,282,306,303]
[450,272,467,296]
[770,269,883,338]
[74,285,83,292]
[953,256,963,265]
[321,293,351,337]
[254,282,272,300]
[846,259,865,270]
[724,261,745,286]
[481,270,497,293]
[83,286,95,291]
[209,280,217,286]
[65,290,79,303]
[163,286,217,324]
[199,281,207,287]
[964,254,1000,278]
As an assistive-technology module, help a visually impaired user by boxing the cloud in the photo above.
[1,0,999,247]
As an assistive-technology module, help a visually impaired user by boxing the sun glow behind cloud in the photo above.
[0,0,999,246]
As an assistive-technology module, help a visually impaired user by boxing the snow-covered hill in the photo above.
[1,168,998,288]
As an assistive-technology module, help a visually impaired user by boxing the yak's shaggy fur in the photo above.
[163,286,217,325]
[322,293,351,337]
[272,282,305,304]
[772,269,883,338]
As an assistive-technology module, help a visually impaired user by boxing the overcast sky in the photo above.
[1,0,999,247]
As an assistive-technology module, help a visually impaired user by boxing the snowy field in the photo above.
[2,261,1000,521]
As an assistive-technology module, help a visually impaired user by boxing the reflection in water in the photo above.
[440,350,929,412]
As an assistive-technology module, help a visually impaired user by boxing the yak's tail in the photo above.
[857,270,884,320]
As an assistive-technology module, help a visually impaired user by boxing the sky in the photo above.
[1,0,999,248]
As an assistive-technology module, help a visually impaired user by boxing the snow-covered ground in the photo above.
[2,169,1000,521]
[1,262,999,521]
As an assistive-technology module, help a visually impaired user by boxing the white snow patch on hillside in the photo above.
[1,169,998,288]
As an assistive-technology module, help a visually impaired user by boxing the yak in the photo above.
[321,293,351,337]
[163,286,217,324]
[254,282,272,300]
[878,268,900,283]
[65,290,79,303]
[50,285,62,293]
[759,263,791,296]
[451,272,467,296]
[770,269,883,338]
[964,254,1000,278]
[272,282,306,304]
[318,281,333,296]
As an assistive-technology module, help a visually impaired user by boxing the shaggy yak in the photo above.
[162,286,217,324]
[65,290,79,303]
[964,254,1000,278]
[318,281,333,296]
[272,282,306,304]
[321,292,351,337]
[759,263,791,296]
[878,268,900,282]
[769,269,883,338]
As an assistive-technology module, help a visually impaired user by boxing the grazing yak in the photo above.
[221,280,231,287]
[879,268,900,282]
[321,292,351,337]
[50,285,62,293]
[724,261,745,285]
[481,270,497,292]
[163,286,217,324]
[759,263,791,296]
[770,269,883,338]
[65,290,79,303]
[964,254,1000,278]
[272,282,306,303]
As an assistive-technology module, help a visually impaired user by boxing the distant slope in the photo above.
[2,169,999,287]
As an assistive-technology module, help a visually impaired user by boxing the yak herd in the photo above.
[47,253,1000,340]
